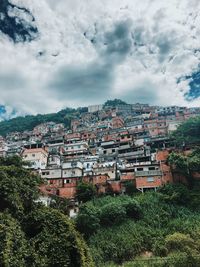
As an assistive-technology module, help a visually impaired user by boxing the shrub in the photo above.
[100,202,127,226]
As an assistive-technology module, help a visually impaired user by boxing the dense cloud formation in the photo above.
[0,0,199,118]
[0,0,38,42]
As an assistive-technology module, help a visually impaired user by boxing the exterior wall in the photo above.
[83,174,108,185]
[63,168,82,178]
[22,148,48,169]
[88,105,103,113]
[63,177,79,187]
[47,178,62,187]
[93,166,116,179]
[41,168,61,179]
[107,181,121,193]
[59,187,77,199]
[161,163,173,183]
[136,176,162,189]
[120,173,135,181]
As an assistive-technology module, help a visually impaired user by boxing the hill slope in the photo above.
[0,107,81,136]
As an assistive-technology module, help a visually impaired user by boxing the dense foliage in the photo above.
[75,185,200,266]
[168,148,200,188]
[0,157,94,267]
[0,107,81,136]
[172,116,200,145]
[103,99,128,108]
[76,182,97,203]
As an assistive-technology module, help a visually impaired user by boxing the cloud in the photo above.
[0,0,200,119]
[0,0,38,42]
[50,62,113,103]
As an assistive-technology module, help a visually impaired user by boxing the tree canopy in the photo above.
[0,107,78,136]
[0,156,94,267]
[172,116,200,146]
[103,99,128,108]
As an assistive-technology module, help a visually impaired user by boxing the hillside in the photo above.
[0,107,82,136]
[0,99,128,136]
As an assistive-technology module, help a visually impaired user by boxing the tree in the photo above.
[103,99,128,108]
[171,116,200,146]
[100,202,127,226]
[124,181,137,196]
[0,165,42,219]
[168,150,200,188]
[159,184,191,206]
[0,213,36,267]
[168,152,193,187]
[76,182,97,203]
[49,194,69,215]
[122,199,142,220]
[0,158,94,267]
[76,205,100,238]
[26,207,94,267]
[165,232,198,254]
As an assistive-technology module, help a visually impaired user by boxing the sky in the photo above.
[0,0,200,118]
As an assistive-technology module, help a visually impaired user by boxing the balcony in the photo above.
[135,170,162,177]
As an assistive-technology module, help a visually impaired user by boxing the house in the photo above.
[22,148,48,170]
[134,163,163,192]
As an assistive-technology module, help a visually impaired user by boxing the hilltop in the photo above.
[0,99,128,136]
[0,107,87,136]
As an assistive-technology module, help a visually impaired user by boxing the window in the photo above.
[147,177,154,182]
[32,154,35,157]
[149,167,155,170]
[137,168,143,171]
[42,171,50,175]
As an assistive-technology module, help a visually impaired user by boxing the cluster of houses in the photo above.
[0,103,199,200]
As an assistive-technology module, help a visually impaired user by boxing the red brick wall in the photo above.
[58,187,77,199]
[136,176,162,188]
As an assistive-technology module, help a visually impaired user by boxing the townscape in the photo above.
[0,100,199,203]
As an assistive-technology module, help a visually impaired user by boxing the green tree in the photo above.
[76,205,101,238]
[100,202,127,226]
[103,99,128,108]
[124,181,137,196]
[76,182,97,203]
[0,166,42,219]
[0,213,37,267]
[165,232,198,255]
[168,152,194,187]
[122,199,142,220]
[172,116,200,146]
[26,207,94,267]
[49,194,69,215]
[0,157,94,267]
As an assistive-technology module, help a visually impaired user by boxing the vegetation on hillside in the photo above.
[168,148,200,187]
[172,116,200,145]
[0,107,83,136]
[0,157,94,267]
[103,99,128,108]
[75,185,200,266]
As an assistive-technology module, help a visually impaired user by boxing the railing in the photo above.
[135,170,162,177]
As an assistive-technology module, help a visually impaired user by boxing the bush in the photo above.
[123,199,142,220]
[100,202,127,226]
[76,205,100,238]
[76,182,97,203]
